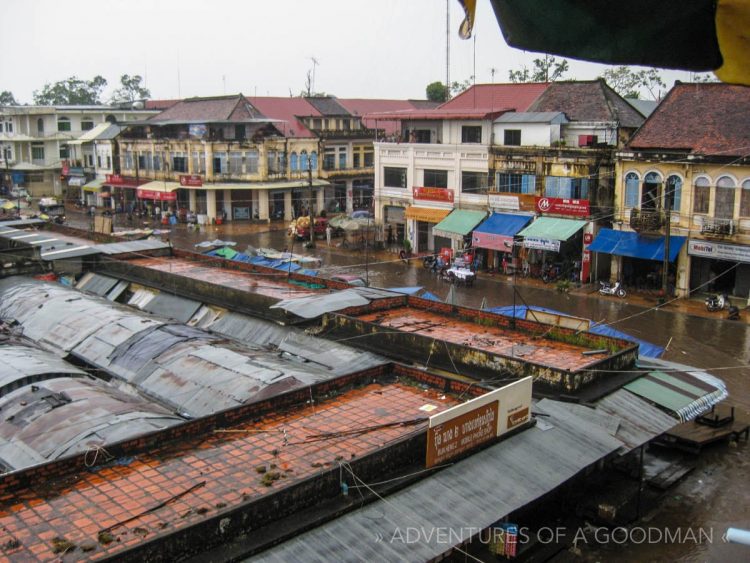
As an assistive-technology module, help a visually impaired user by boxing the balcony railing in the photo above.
[629,208,665,233]
[701,217,735,236]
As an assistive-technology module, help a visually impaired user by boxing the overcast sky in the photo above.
[2,0,695,104]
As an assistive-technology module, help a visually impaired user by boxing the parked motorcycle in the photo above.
[727,305,741,320]
[541,263,561,284]
[599,280,626,298]
[422,255,438,269]
[705,293,729,312]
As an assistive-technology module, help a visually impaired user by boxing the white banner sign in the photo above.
[488,194,520,210]
[523,236,561,252]
[688,240,750,263]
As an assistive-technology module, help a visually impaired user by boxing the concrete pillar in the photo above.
[284,191,293,221]
[346,180,354,214]
[223,189,232,220]
[316,187,324,215]
[610,255,622,283]
[206,189,217,221]
[259,190,270,220]
[188,190,197,213]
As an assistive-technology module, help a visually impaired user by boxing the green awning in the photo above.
[432,210,487,240]
[82,179,105,192]
[518,217,586,240]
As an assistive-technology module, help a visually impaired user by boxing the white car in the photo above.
[10,187,29,199]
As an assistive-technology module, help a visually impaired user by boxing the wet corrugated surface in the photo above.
[0,344,88,395]
[0,376,181,472]
[140,293,202,323]
[94,239,171,255]
[0,381,459,561]
[125,257,323,300]
[76,272,120,297]
[356,307,601,371]
[0,279,372,418]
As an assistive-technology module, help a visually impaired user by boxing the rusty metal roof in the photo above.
[0,375,181,472]
[0,344,88,395]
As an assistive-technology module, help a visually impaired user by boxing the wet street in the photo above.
[78,213,750,560]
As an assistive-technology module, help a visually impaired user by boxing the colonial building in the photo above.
[368,80,645,281]
[0,104,155,198]
[604,82,750,298]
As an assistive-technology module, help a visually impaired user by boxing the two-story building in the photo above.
[603,82,750,298]
[0,104,155,199]
[368,80,645,281]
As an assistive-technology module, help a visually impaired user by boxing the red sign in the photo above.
[137,189,177,201]
[535,197,590,217]
[472,231,513,253]
[61,163,70,176]
[179,174,203,187]
[413,186,454,203]
[105,174,141,187]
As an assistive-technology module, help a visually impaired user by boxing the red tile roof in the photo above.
[527,79,644,128]
[440,83,549,112]
[246,96,319,138]
[339,99,439,134]
[627,82,750,155]
[144,99,179,110]
[148,95,264,124]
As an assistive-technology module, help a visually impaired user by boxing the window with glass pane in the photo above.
[172,153,188,173]
[81,119,94,131]
[496,173,535,194]
[693,177,710,213]
[461,171,488,194]
[424,169,448,188]
[310,151,318,170]
[153,154,162,172]
[59,145,69,159]
[461,126,482,143]
[665,175,682,211]
[714,176,736,219]
[338,150,346,169]
[4,121,12,133]
[57,117,71,132]
[624,172,639,207]
[229,152,243,175]
[300,150,309,170]
[384,167,407,188]
[138,154,147,170]
[353,153,360,168]
[213,152,227,174]
[323,148,335,169]
[290,152,298,171]
[124,151,133,169]
[37,119,44,133]
[545,176,589,199]
[504,129,521,146]
[364,150,373,167]
[415,130,431,143]
[741,180,750,216]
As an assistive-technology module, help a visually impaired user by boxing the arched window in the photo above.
[290,152,298,171]
[57,116,71,132]
[624,172,639,208]
[300,150,309,171]
[741,179,750,217]
[665,175,682,212]
[310,151,318,170]
[81,117,94,131]
[715,176,736,219]
[37,118,44,133]
[641,171,662,210]
[693,177,710,214]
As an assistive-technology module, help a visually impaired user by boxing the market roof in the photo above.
[271,287,400,319]
[0,344,88,395]
[147,94,269,124]
[526,79,645,128]
[304,96,350,116]
[246,96,319,138]
[627,83,750,155]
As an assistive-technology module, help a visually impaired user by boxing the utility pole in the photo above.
[307,158,315,248]
[445,0,450,100]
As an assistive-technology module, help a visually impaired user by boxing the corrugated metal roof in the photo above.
[141,293,202,323]
[76,272,120,296]
[0,377,181,472]
[0,279,371,418]
[94,239,171,255]
[0,345,88,396]
[270,289,371,319]
[495,111,567,123]
[254,400,623,562]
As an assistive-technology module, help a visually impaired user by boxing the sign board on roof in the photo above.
[488,194,520,210]
[425,377,532,468]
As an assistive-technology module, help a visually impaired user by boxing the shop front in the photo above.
[517,217,588,281]
[587,228,687,294]
[404,205,451,254]
[471,212,533,272]
[431,209,487,254]
[687,239,750,297]
[384,205,407,247]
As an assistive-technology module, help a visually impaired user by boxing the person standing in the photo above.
[326,223,333,246]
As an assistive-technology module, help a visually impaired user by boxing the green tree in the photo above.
[33,76,108,105]
[109,74,151,103]
[691,72,719,83]
[600,66,666,100]
[426,81,447,103]
[0,91,18,105]
[509,55,570,83]
[450,77,474,95]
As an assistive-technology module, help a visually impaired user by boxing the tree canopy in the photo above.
[0,91,17,105]
[509,55,570,83]
[33,76,108,105]
[109,74,151,103]
[600,66,666,99]
[426,81,447,103]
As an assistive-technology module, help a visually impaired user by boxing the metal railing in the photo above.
[629,208,665,233]
[701,217,735,236]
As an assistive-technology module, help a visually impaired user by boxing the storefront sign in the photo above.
[488,192,536,212]
[472,231,513,252]
[179,174,203,187]
[495,159,536,172]
[136,188,177,201]
[688,240,750,263]
[523,236,561,252]
[413,186,454,203]
[488,194,520,211]
[425,377,531,468]
[535,197,590,217]
[385,205,405,223]
[105,174,140,187]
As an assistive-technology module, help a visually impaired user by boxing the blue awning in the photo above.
[588,228,686,262]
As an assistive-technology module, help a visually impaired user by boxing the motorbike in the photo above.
[727,305,741,320]
[541,263,561,284]
[422,255,438,269]
[705,293,729,312]
[599,280,627,298]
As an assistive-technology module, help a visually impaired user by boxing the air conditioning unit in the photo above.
[578,135,597,147]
